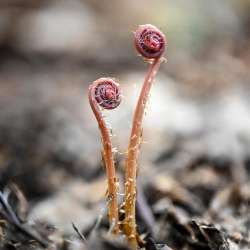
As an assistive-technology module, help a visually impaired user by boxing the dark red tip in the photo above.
[91,78,121,110]
[134,24,166,59]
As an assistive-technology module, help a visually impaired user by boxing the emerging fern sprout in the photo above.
[88,78,121,234]
[134,24,165,59]
[124,24,166,249]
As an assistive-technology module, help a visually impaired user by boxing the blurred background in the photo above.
[0,0,250,249]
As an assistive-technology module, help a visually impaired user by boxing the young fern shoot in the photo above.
[88,78,121,234]
[124,24,166,248]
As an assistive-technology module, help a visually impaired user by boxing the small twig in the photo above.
[72,222,87,242]
[136,180,155,234]
[0,191,20,225]
[0,191,49,248]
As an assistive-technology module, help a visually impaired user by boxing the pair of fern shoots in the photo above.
[88,24,166,249]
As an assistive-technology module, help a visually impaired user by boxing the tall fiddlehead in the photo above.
[124,24,166,249]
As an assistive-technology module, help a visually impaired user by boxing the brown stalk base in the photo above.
[89,88,119,234]
[123,58,163,248]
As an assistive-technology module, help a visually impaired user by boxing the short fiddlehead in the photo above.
[89,77,121,234]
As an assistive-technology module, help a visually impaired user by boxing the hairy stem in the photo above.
[89,88,119,234]
[124,58,162,248]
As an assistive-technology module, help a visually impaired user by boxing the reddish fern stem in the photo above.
[124,24,166,249]
[88,77,121,234]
